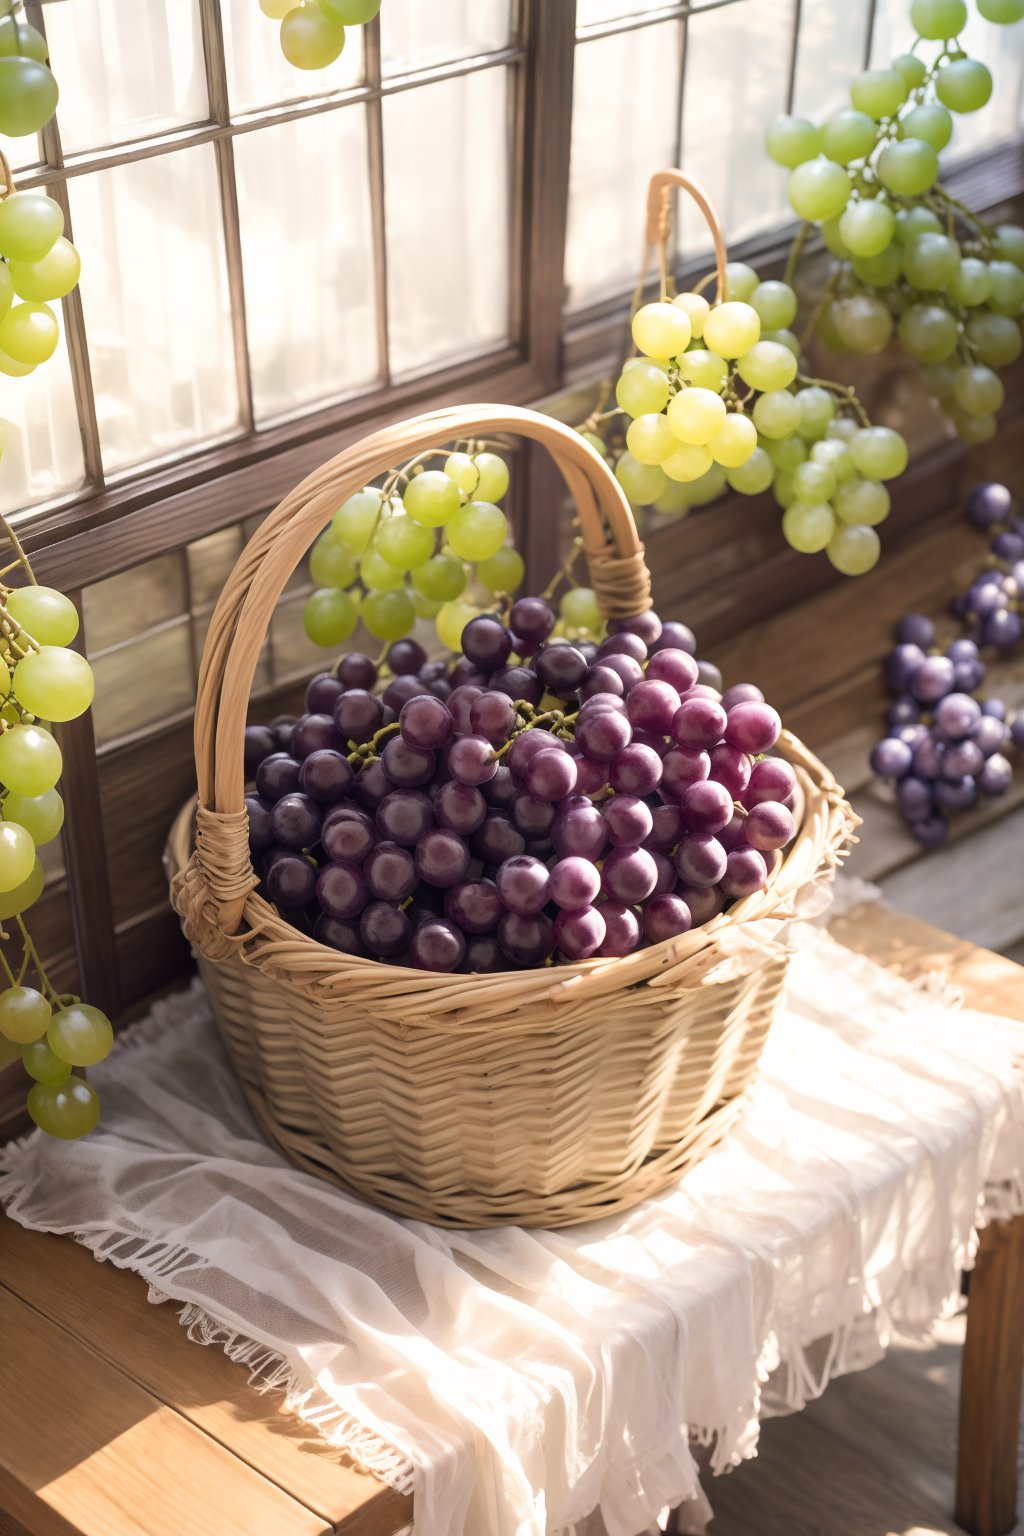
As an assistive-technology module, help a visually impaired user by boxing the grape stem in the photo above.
[796,374,872,428]
[540,536,584,603]
[783,223,810,289]
[797,264,842,353]
[14,917,70,1009]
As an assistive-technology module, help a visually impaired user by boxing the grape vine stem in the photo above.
[796,374,872,428]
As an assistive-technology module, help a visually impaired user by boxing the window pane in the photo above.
[384,68,510,377]
[222,0,363,116]
[381,0,511,73]
[678,0,795,258]
[565,22,683,308]
[43,0,208,152]
[235,112,378,422]
[70,145,240,472]
[0,331,85,517]
[576,1,674,27]
[792,1,871,120]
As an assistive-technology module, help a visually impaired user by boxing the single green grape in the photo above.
[361,588,415,641]
[782,501,836,553]
[374,513,435,571]
[47,1002,114,1067]
[976,0,1024,17]
[850,426,908,480]
[750,280,797,331]
[850,68,907,119]
[834,477,891,526]
[358,548,404,591]
[446,501,508,561]
[894,207,943,243]
[735,341,797,393]
[987,260,1024,317]
[935,58,993,113]
[478,546,525,596]
[725,262,760,301]
[993,224,1024,268]
[753,389,803,439]
[965,311,1022,367]
[652,480,692,516]
[8,237,80,302]
[821,216,851,258]
[948,257,993,308]
[12,646,94,723]
[877,140,938,197]
[815,302,847,354]
[686,464,729,507]
[615,451,667,506]
[559,587,601,632]
[839,200,895,258]
[792,460,836,504]
[309,534,357,588]
[319,0,381,20]
[763,433,808,471]
[0,724,61,796]
[4,584,79,646]
[898,302,958,363]
[788,159,852,223]
[672,291,709,338]
[631,301,691,360]
[765,115,820,169]
[826,416,860,444]
[0,300,58,365]
[762,327,801,358]
[709,414,757,469]
[772,472,797,509]
[411,554,467,602]
[22,1037,69,1086]
[303,588,358,647]
[472,452,510,504]
[810,438,856,487]
[2,788,62,846]
[953,364,1005,418]
[661,442,713,484]
[795,386,836,440]
[0,857,43,919]
[279,3,346,68]
[443,451,478,496]
[820,109,877,165]
[435,599,480,653]
[892,53,927,90]
[725,447,775,496]
[260,0,300,15]
[903,232,961,291]
[910,0,968,37]
[950,406,998,444]
[667,386,727,445]
[0,58,59,138]
[0,984,48,1044]
[28,1077,100,1138]
[625,412,676,466]
[0,819,34,892]
[0,345,35,377]
[834,294,894,354]
[851,243,903,287]
[412,592,442,619]
[827,524,881,576]
[578,431,608,459]
[702,301,760,359]
[332,490,382,553]
[676,349,729,390]
[615,360,670,417]
[0,17,47,60]
[901,103,953,152]
[0,192,62,263]
[403,470,460,528]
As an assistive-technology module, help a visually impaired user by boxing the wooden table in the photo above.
[1,901,1021,1536]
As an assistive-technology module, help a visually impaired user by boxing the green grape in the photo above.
[0,58,58,137]
[923,359,959,398]
[12,646,94,722]
[852,243,903,287]
[820,217,851,259]
[446,501,508,561]
[782,501,836,553]
[762,326,801,358]
[0,855,43,919]
[850,425,908,480]
[877,140,938,197]
[375,513,434,571]
[750,281,797,331]
[558,586,600,633]
[702,301,760,358]
[795,386,836,439]
[0,261,11,323]
[850,69,907,119]
[901,103,953,152]
[667,386,727,445]
[362,588,415,641]
[465,453,507,504]
[903,232,961,291]
[935,58,993,113]
[652,480,692,516]
[28,1077,100,1138]
[827,524,881,575]
[772,472,797,509]
[319,0,381,20]
[834,294,894,354]
[948,257,993,307]
[622,413,673,466]
[987,260,1024,317]
[403,470,460,528]
[965,311,1022,367]
[0,346,35,377]
[765,115,820,169]
[0,17,47,60]
[839,199,895,258]
[22,1037,69,1086]
[442,451,477,496]
[673,291,709,338]
[260,0,300,15]
[725,447,775,496]
[0,984,49,1044]
[8,237,80,302]
[332,490,381,552]
[47,1002,114,1067]
[834,477,891,525]
[764,433,807,471]
[279,3,346,68]
[898,302,958,363]
[631,301,691,360]
[953,363,1005,417]
[821,109,877,165]
[615,451,667,506]
[735,340,797,392]
[676,349,729,390]
[615,360,670,417]
[725,262,760,301]
[0,300,58,365]
[950,406,997,444]
[810,438,856,484]
[793,460,836,503]
[753,389,803,439]
[436,599,480,652]
[412,553,468,601]
[788,159,852,222]
[412,592,442,620]
[578,431,608,458]
[709,414,757,469]
[0,819,34,892]
[4,585,79,646]
[892,52,928,89]
[303,588,358,646]
[359,548,405,591]
[683,464,728,507]
[2,789,63,846]
[910,0,968,36]
[826,416,860,444]
[817,305,844,357]
[994,224,1024,268]
[309,534,357,588]
[894,207,943,243]
[976,0,1024,16]
[661,442,713,483]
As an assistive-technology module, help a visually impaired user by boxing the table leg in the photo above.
[955,1215,1024,1536]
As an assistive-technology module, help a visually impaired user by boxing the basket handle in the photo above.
[644,169,728,305]
[195,404,650,829]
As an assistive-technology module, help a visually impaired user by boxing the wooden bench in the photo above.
[1,902,1021,1536]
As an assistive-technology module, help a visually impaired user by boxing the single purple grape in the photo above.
[496,854,550,915]
[415,828,471,888]
[650,851,676,895]
[718,814,747,853]
[896,613,935,649]
[708,744,751,798]
[954,659,986,693]
[375,789,434,846]
[410,917,466,972]
[973,714,1007,757]
[724,701,781,755]
[643,893,692,943]
[352,757,390,809]
[672,697,728,749]
[448,684,484,734]
[445,877,503,934]
[316,858,367,919]
[245,795,274,853]
[982,609,1022,650]
[292,712,343,757]
[363,841,417,901]
[387,638,427,676]
[626,679,681,735]
[1009,714,1024,749]
[535,643,588,694]
[468,691,517,746]
[602,846,658,904]
[399,695,455,751]
[887,643,927,690]
[721,847,768,898]
[449,657,488,689]
[525,747,578,802]
[578,691,627,718]
[599,632,648,664]
[244,724,276,778]
[322,806,375,863]
[359,901,411,958]
[602,794,654,848]
[264,849,316,908]
[461,615,513,671]
[272,715,296,752]
[299,749,355,806]
[978,752,1012,795]
[600,654,645,693]
[933,691,982,743]
[270,792,323,849]
[680,780,734,835]
[498,910,555,965]
[334,690,383,744]
[434,780,487,836]
[888,695,922,730]
[554,905,606,960]
[661,746,711,797]
[509,597,555,643]
[511,792,557,837]
[609,610,663,646]
[947,637,979,665]
[581,664,626,701]
[677,882,724,926]
[982,698,1008,719]
[381,736,436,788]
[910,815,948,847]
[896,775,933,820]
[912,736,945,780]
[744,801,795,852]
[463,934,506,972]
[447,734,498,786]
[314,914,368,956]
[255,753,301,802]
[647,620,693,655]
[594,900,641,956]
[645,649,698,694]
[941,740,984,779]
[382,675,430,714]
[966,482,1011,528]
[551,803,607,860]
[490,665,544,708]
[935,777,978,811]
[570,751,609,796]
[483,763,517,808]
[644,803,683,854]
[472,811,527,864]
[336,652,378,690]
[910,656,956,704]
[870,737,914,779]
[696,660,723,692]
[720,682,763,712]
[548,855,602,910]
[992,531,1024,562]
[609,743,663,796]
[674,832,727,887]
[576,709,633,762]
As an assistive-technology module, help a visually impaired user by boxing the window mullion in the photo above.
[364,16,392,390]
[522,0,577,391]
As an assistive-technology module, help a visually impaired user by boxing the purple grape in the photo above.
[599,631,648,664]
[509,597,555,643]
[627,679,681,735]
[954,660,986,692]
[599,654,646,693]
[910,815,948,847]
[364,842,417,901]
[609,610,662,646]
[968,580,1004,620]
[896,613,935,648]
[491,665,543,707]
[609,743,663,796]
[643,894,692,943]
[272,715,296,752]
[498,911,555,965]
[680,780,733,835]
[674,832,727,887]
[982,609,1022,649]
[496,854,550,915]
[407,886,445,925]
[1009,714,1024,748]
[724,701,781,755]
[888,695,922,730]
[447,684,484,734]
[525,747,578,802]
[661,746,710,797]
[512,793,557,837]
[551,804,607,860]
[581,664,626,701]
[941,740,983,779]
[548,855,601,910]
[445,877,502,934]
[483,764,517,808]
[897,775,933,820]
[570,752,609,796]
[334,690,383,744]
[650,851,676,895]
[676,883,724,926]
[720,682,763,712]
[978,752,1012,795]
[381,736,436,788]
[744,801,795,852]
[721,847,768,898]
[464,934,506,972]
[966,482,1011,528]
[696,660,723,692]
[644,803,683,853]
[428,678,453,701]
[575,709,632,762]
[468,691,516,747]
[299,749,355,806]
[316,858,367,919]
[646,620,692,656]
[593,901,640,956]
[255,753,302,803]
[269,792,322,849]
[910,656,956,704]
[947,637,980,665]
[415,828,471,888]
[448,733,499,786]
[387,638,427,676]
[434,780,487,836]
[352,757,389,809]
[399,695,454,751]
[314,914,368,956]
[746,760,797,812]
[870,737,914,779]
[450,656,488,687]
[244,724,276,778]
[292,713,344,757]
[578,691,628,718]
[644,648,697,693]
[992,531,1024,562]
[264,850,316,908]
[935,777,978,811]
[472,811,527,864]
[602,846,658,903]
[982,698,1008,719]
[535,644,588,694]
[322,806,375,863]
[245,795,274,853]
[603,794,654,848]
[337,652,378,690]
[912,736,945,779]
[708,744,751,798]
[459,615,511,671]
[554,906,606,960]
[974,715,1007,756]
[383,675,430,713]
[887,643,927,689]
[375,789,434,846]
[410,918,466,972]
[672,696,727,749]
[359,901,411,958]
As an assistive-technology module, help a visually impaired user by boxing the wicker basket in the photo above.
[166,397,854,1228]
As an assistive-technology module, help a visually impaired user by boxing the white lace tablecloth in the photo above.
[3,898,1023,1536]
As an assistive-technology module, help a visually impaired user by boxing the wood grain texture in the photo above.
[956,1218,1024,1536]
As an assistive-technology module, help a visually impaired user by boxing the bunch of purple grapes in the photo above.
[871,481,1023,847]
[243,598,797,973]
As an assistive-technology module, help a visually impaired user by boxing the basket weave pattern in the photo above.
[168,403,854,1227]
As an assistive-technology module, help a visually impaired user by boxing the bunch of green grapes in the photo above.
[610,262,908,576]
[0,579,113,1139]
[767,0,1024,446]
[258,0,380,70]
[0,2,58,138]
[0,189,81,378]
[303,447,531,656]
